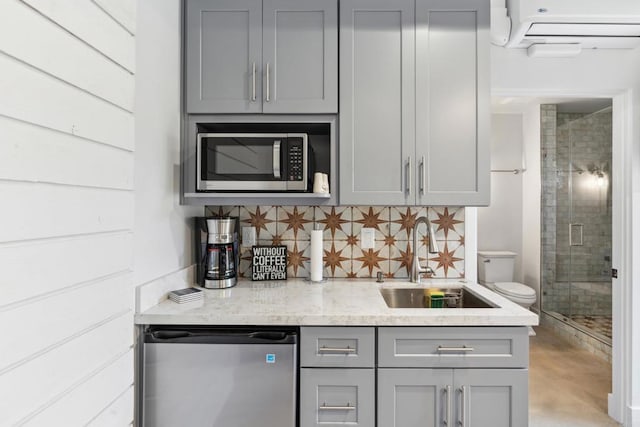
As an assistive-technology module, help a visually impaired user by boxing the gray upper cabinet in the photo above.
[415,0,490,205]
[339,0,416,205]
[185,0,262,113]
[185,0,337,114]
[339,0,490,206]
[263,0,338,113]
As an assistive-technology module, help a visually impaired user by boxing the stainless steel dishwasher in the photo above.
[142,326,298,427]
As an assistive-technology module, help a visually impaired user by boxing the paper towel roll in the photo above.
[310,229,323,282]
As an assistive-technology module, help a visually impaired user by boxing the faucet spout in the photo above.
[411,216,439,283]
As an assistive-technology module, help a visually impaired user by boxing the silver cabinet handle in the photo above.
[318,346,356,353]
[444,385,452,426]
[406,156,412,195]
[437,346,474,352]
[265,62,271,102]
[319,402,356,410]
[458,386,466,426]
[273,140,281,179]
[419,156,425,195]
[251,62,256,102]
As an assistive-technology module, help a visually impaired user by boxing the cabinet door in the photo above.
[300,368,375,427]
[378,368,453,427]
[185,0,262,113]
[415,0,490,206]
[262,0,338,113]
[453,369,529,427]
[339,0,415,205]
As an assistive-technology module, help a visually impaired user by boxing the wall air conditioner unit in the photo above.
[506,0,640,49]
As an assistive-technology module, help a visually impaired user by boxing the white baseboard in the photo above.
[626,404,640,427]
[608,393,622,424]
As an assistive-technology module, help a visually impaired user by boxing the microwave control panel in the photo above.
[287,138,304,181]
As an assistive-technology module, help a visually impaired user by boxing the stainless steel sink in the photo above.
[379,288,498,309]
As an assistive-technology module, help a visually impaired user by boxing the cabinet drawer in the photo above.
[300,327,375,368]
[378,326,528,368]
[300,368,375,427]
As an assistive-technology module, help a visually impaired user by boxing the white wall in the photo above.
[521,104,542,312]
[477,114,524,282]
[0,0,136,424]
[134,0,202,292]
[491,45,640,425]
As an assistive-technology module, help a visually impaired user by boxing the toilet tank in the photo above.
[477,251,517,283]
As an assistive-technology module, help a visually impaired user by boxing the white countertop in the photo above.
[135,278,539,326]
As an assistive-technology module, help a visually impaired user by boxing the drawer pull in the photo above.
[319,402,356,411]
[318,346,356,354]
[437,345,475,352]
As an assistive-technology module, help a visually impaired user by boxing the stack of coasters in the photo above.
[168,287,204,303]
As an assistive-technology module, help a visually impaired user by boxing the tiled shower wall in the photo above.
[541,104,558,311]
[556,111,612,283]
[206,206,465,279]
[541,105,612,317]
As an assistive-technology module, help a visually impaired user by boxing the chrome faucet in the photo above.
[411,216,440,283]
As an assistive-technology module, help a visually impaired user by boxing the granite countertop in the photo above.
[135,278,539,326]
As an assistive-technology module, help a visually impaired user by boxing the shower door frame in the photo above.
[544,107,613,344]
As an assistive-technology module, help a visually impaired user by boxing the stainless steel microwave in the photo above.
[196,133,309,191]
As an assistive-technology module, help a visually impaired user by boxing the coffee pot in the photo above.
[196,217,238,288]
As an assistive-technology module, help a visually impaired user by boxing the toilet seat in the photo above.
[494,282,536,301]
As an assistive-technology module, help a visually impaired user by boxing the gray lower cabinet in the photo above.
[339,0,490,206]
[298,326,529,427]
[185,0,337,114]
[378,368,451,427]
[300,326,375,368]
[377,326,529,369]
[454,368,529,427]
[300,368,375,427]
[377,326,529,427]
[378,368,528,427]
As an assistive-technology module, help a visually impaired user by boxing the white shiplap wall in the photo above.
[0,0,136,425]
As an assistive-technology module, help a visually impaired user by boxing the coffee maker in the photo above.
[195,217,239,289]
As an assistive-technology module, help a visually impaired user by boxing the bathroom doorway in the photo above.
[488,90,631,423]
[540,102,613,352]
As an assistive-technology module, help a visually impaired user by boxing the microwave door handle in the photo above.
[273,140,281,179]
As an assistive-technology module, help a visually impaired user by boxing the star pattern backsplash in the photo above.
[206,205,465,280]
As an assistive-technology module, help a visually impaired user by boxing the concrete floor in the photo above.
[529,325,619,426]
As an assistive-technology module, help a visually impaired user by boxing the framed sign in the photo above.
[251,246,288,281]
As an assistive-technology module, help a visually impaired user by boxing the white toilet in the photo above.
[477,251,537,310]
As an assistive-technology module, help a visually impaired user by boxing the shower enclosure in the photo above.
[541,104,612,343]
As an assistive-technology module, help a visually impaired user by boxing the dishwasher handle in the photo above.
[145,326,298,345]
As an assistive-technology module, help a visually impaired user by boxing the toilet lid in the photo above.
[494,282,536,299]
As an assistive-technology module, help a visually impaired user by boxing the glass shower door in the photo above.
[558,108,613,340]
